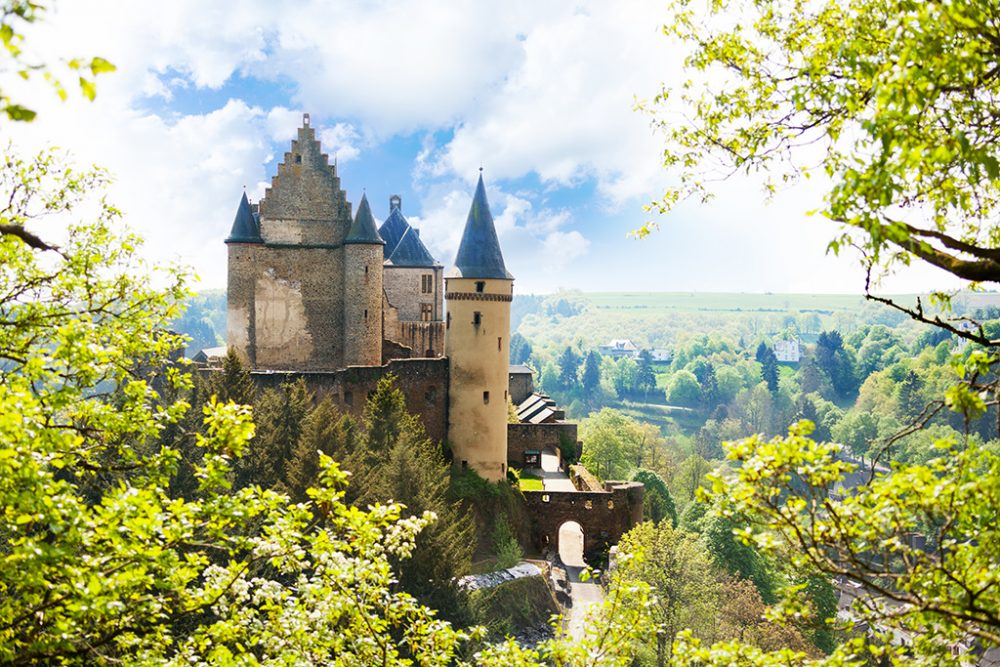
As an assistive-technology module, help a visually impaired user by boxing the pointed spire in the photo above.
[451,173,512,279]
[345,193,385,245]
[225,191,262,243]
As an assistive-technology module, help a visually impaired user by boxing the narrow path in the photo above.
[540,448,575,492]
[558,522,606,641]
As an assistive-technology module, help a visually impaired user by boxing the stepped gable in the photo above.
[450,172,513,279]
[345,193,385,245]
[225,191,262,243]
[387,226,438,267]
[257,113,353,239]
[378,195,411,258]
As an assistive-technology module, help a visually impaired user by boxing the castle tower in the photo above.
[445,173,514,482]
[224,191,263,366]
[225,113,356,371]
[343,193,384,366]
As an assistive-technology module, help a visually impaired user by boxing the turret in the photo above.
[445,172,514,481]
[225,191,263,366]
[343,193,384,366]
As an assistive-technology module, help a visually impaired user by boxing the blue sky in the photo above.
[7,0,958,294]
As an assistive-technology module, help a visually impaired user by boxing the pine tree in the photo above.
[285,399,359,503]
[349,375,475,620]
[637,349,657,396]
[582,350,602,396]
[558,346,582,388]
[235,379,312,491]
[207,347,256,406]
[755,342,779,393]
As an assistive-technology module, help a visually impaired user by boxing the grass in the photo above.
[518,470,544,492]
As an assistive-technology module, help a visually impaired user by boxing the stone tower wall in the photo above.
[343,243,383,367]
[445,276,513,482]
[250,246,345,371]
[226,243,260,367]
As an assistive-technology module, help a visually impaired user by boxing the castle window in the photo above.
[295,154,302,164]
[475,281,485,293]
[483,391,490,404]
[462,460,468,471]
[421,303,432,321]
[364,309,368,321]
[421,274,432,293]
[446,312,451,329]
[498,337,502,351]
[473,312,481,327]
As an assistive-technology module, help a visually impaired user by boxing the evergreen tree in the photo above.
[897,370,925,419]
[348,375,475,620]
[285,399,359,503]
[581,349,602,396]
[509,332,532,365]
[207,347,256,406]
[557,346,582,388]
[235,379,312,491]
[755,342,779,393]
[636,349,657,396]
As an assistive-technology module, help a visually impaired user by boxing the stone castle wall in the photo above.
[507,422,578,468]
[383,265,443,322]
[522,482,644,555]
[245,357,449,444]
[343,243,384,367]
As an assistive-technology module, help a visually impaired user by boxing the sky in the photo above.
[6,0,959,295]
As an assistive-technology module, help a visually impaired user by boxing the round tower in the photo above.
[445,173,513,482]
[343,193,384,367]
[224,191,263,367]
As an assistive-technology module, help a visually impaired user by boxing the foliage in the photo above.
[632,468,678,527]
[643,0,1000,313]
[711,420,1000,663]
[0,1,115,121]
[580,408,662,480]
[0,149,480,665]
[613,522,721,664]
[491,517,524,570]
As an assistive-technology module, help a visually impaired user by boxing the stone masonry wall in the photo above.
[383,265,443,322]
[251,246,345,371]
[507,422,577,468]
[522,482,644,555]
[244,357,449,444]
[342,243,383,367]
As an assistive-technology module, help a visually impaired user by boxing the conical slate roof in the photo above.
[451,173,512,279]
[388,226,438,267]
[378,205,410,258]
[345,194,384,245]
[225,191,262,243]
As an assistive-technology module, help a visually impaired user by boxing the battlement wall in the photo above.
[522,481,644,555]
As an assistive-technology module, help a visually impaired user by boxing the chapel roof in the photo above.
[387,226,439,267]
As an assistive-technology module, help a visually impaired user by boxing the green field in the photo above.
[583,291,1000,314]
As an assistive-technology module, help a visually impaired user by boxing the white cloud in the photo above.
[1,0,962,295]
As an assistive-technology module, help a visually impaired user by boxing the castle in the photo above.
[222,114,641,551]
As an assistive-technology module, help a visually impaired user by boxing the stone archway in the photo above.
[558,521,586,567]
